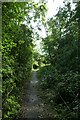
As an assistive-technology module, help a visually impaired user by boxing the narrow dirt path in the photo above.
[20,71,54,119]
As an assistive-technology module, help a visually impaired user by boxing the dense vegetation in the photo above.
[38,1,80,120]
[2,2,46,119]
[2,1,80,120]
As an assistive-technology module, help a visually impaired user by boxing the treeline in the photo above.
[2,3,33,119]
[2,2,46,119]
[38,1,80,120]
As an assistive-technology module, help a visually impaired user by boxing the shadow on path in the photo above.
[20,71,44,118]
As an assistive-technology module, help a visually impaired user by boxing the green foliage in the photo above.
[2,2,33,119]
[3,96,20,119]
[38,2,80,119]
[2,1,79,119]
[32,51,43,67]
[2,2,47,119]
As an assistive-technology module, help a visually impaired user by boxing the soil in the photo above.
[20,71,54,119]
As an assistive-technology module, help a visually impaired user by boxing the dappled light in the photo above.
[2,1,79,120]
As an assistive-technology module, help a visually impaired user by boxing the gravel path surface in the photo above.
[20,71,54,119]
